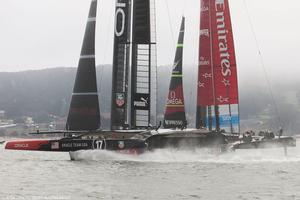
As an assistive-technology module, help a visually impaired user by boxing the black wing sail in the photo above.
[131,0,157,128]
[163,17,187,128]
[111,0,132,130]
[66,0,100,131]
[111,0,157,129]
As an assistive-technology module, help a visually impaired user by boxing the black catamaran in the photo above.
[5,0,148,155]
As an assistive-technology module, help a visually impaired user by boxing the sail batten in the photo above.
[66,0,100,131]
[163,17,186,129]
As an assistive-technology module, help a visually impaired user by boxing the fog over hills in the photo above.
[0,65,300,134]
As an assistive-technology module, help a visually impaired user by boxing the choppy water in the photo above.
[1,139,300,200]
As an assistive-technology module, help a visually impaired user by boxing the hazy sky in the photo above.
[0,0,300,83]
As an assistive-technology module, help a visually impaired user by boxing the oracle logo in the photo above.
[15,143,29,148]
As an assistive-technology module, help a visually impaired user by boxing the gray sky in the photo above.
[0,0,300,84]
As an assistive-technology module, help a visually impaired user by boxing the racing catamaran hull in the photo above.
[5,138,146,154]
[231,137,296,150]
[5,128,228,153]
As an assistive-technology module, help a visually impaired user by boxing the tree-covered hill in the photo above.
[0,66,300,133]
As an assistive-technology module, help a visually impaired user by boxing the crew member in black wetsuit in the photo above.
[243,131,252,143]
[278,127,283,138]
[181,120,188,130]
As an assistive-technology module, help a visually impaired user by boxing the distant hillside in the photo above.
[0,66,300,133]
[0,68,75,123]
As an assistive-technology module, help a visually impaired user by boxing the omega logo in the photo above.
[170,91,176,99]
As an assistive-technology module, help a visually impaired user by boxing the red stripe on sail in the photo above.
[210,0,238,105]
[197,0,214,106]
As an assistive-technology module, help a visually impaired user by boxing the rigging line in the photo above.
[164,0,175,45]
[101,0,114,64]
[182,0,187,17]
[99,0,114,88]
[242,0,282,128]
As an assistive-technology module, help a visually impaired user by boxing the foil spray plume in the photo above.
[70,139,300,163]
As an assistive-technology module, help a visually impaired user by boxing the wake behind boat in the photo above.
[4,0,297,159]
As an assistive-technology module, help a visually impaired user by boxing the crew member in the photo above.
[278,127,283,138]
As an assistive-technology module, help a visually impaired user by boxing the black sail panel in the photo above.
[66,0,100,131]
[163,17,187,128]
[132,0,150,44]
[111,0,132,130]
[131,0,157,128]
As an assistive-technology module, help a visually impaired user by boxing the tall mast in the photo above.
[163,17,186,129]
[66,0,100,131]
[111,0,132,130]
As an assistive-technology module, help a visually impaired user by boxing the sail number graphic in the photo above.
[115,2,126,37]
[94,140,103,149]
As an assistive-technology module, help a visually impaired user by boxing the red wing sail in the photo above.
[210,0,238,105]
[196,0,215,128]
[196,0,239,132]
[197,0,214,107]
[163,17,187,128]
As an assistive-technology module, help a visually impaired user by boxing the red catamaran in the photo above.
[195,0,295,149]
